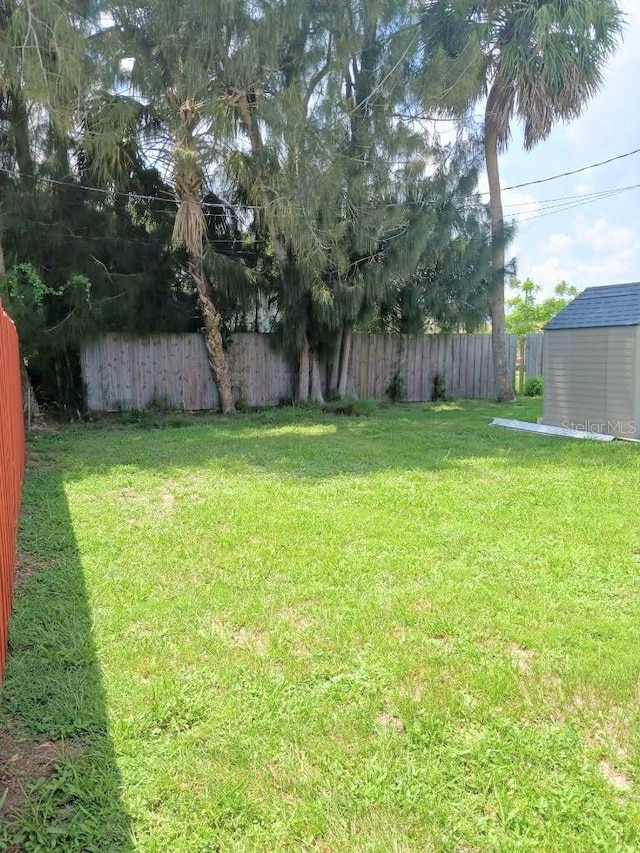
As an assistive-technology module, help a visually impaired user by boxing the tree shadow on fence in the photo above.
[0,464,132,851]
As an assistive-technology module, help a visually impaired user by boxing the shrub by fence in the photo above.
[0,299,25,684]
[82,332,522,412]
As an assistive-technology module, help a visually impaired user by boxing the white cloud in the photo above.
[522,215,640,295]
[529,256,573,290]
[580,218,639,253]
[530,252,635,292]
[547,233,574,252]
[577,249,639,283]
[530,249,639,292]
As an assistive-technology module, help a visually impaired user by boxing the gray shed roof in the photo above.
[545,282,640,330]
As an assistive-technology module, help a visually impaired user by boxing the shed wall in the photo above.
[543,326,638,438]
[636,325,640,436]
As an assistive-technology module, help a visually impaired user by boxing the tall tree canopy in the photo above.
[102,0,496,405]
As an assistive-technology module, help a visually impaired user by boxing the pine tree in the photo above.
[224,0,483,399]
[374,152,495,334]
[0,0,102,408]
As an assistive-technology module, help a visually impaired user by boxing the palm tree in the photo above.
[425,0,623,400]
[103,0,248,414]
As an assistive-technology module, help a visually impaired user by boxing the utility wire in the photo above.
[0,165,261,212]
[516,184,640,225]
[505,184,640,215]
[385,183,640,212]
[3,226,250,248]
[492,148,640,193]
[2,161,639,219]
[7,184,638,250]
[500,186,628,209]
[9,184,638,246]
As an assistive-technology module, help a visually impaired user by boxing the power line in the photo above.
[504,184,639,213]
[378,182,640,212]
[492,148,640,193]
[2,162,638,221]
[0,165,261,212]
[7,185,639,252]
[10,185,638,246]
[3,226,251,248]
[516,184,640,225]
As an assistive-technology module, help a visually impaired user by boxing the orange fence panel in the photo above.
[0,298,25,684]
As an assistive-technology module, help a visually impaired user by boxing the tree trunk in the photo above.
[0,233,6,278]
[21,361,41,427]
[337,325,353,398]
[297,337,310,403]
[485,127,515,403]
[328,330,342,397]
[310,350,324,404]
[11,86,35,180]
[189,258,235,414]
[172,100,235,415]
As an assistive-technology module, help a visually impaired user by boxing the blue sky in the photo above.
[477,0,639,298]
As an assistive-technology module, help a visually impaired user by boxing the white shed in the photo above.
[542,282,640,439]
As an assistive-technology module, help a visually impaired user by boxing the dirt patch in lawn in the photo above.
[375,711,406,733]
[229,625,270,654]
[509,643,536,674]
[25,450,53,472]
[13,551,51,588]
[278,607,313,632]
[0,727,78,821]
[599,759,633,792]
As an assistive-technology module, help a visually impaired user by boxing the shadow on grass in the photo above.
[57,399,639,485]
[0,466,132,851]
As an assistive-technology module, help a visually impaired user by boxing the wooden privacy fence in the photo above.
[525,333,544,378]
[0,300,25,684]
[515,334,546,393]
[82,332,520,412]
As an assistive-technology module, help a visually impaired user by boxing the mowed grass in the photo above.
[2,398,640,851]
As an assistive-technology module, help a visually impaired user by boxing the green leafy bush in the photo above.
[433,373,446,401]
[524,376,544,397]
[322,398,378,417]
[386,372,405,402]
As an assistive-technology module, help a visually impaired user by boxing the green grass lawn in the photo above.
[2,398,640,852]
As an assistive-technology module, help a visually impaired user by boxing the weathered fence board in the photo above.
[81,331,527,412]
[525,333,544,378]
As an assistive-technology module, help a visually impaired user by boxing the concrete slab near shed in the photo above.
[490,418,615,442]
